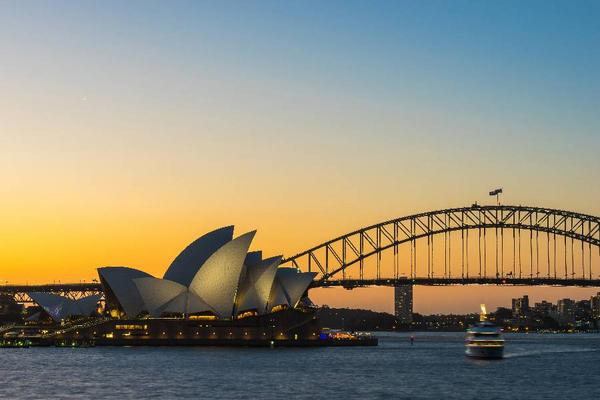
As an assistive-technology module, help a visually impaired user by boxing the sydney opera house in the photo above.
[98,227,315,321]
[16,226,377,346]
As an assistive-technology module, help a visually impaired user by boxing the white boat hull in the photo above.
[465,345,504,359]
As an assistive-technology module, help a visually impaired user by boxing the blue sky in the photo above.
[1,1,599,311]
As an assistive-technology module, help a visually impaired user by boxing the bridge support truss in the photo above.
[0,283,103,304]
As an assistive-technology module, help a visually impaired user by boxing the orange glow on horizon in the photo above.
[2,202,600,314]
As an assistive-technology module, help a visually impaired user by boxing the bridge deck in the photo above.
[312,277,600,288]
[2,278,600,303]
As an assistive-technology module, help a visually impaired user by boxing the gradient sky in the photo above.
[1,1,599,314]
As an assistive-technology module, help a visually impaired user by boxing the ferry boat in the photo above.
[465,304,504,359]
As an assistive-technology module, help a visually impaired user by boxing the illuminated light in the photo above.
[271,305,287,313]
[178,332,182,335]
[330,332,358,340]
[237,310,258,319]
[480,304,488,322]
[188,315,217,321]
[115,324,147,330]
[105,332,114,339]
[162,331,166,335]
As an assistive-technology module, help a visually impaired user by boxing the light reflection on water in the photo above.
[1,332,599,399]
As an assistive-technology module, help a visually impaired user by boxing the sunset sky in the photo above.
[1,1,599,314]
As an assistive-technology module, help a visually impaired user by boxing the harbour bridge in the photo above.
[2,204,600,303]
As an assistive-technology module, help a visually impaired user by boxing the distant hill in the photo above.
[317,306,481,331]
[317,306,402,331]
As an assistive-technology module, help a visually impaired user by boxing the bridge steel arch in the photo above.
[282,205,600,286]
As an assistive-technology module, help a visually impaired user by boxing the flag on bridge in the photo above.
[489,188,503,196]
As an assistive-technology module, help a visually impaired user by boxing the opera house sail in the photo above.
[27,292,101,322]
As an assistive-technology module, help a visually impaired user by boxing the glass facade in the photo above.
[394,285,413,324]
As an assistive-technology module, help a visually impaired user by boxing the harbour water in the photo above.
[1,332,599,399]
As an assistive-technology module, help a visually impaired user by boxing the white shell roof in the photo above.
[98,267,152,317]
[266,278,290,311]
[189,231,256,319]
[160,291,189,315]
[76,295,102,315]
[185,292,214,315]
[163,226,234,287]
[132,277,215,316]
[133,277,186,317]
[236,256,281,314]
[28,292,101,321]
[275,268,317,308]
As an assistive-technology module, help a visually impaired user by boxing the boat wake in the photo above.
[504,347,599,358]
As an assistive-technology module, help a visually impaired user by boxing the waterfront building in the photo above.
[16,226,362,347]
[394,285,413,324]
[591,292,600,320]
[574,300,591,323]
[533,301,557,319]
[512,295,530,318]
[557,298,576,325]
[98,226,316,320]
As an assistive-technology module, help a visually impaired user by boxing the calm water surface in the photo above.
[1,332,599,399]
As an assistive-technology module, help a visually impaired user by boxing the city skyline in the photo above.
[2,1,600,314]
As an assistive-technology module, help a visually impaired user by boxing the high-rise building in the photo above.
[591,292,600,320]
[557,298,576,325]
[512,295,530,317]
[574,300,591,322]
[533,300,555,317]
[394,285,413,324]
